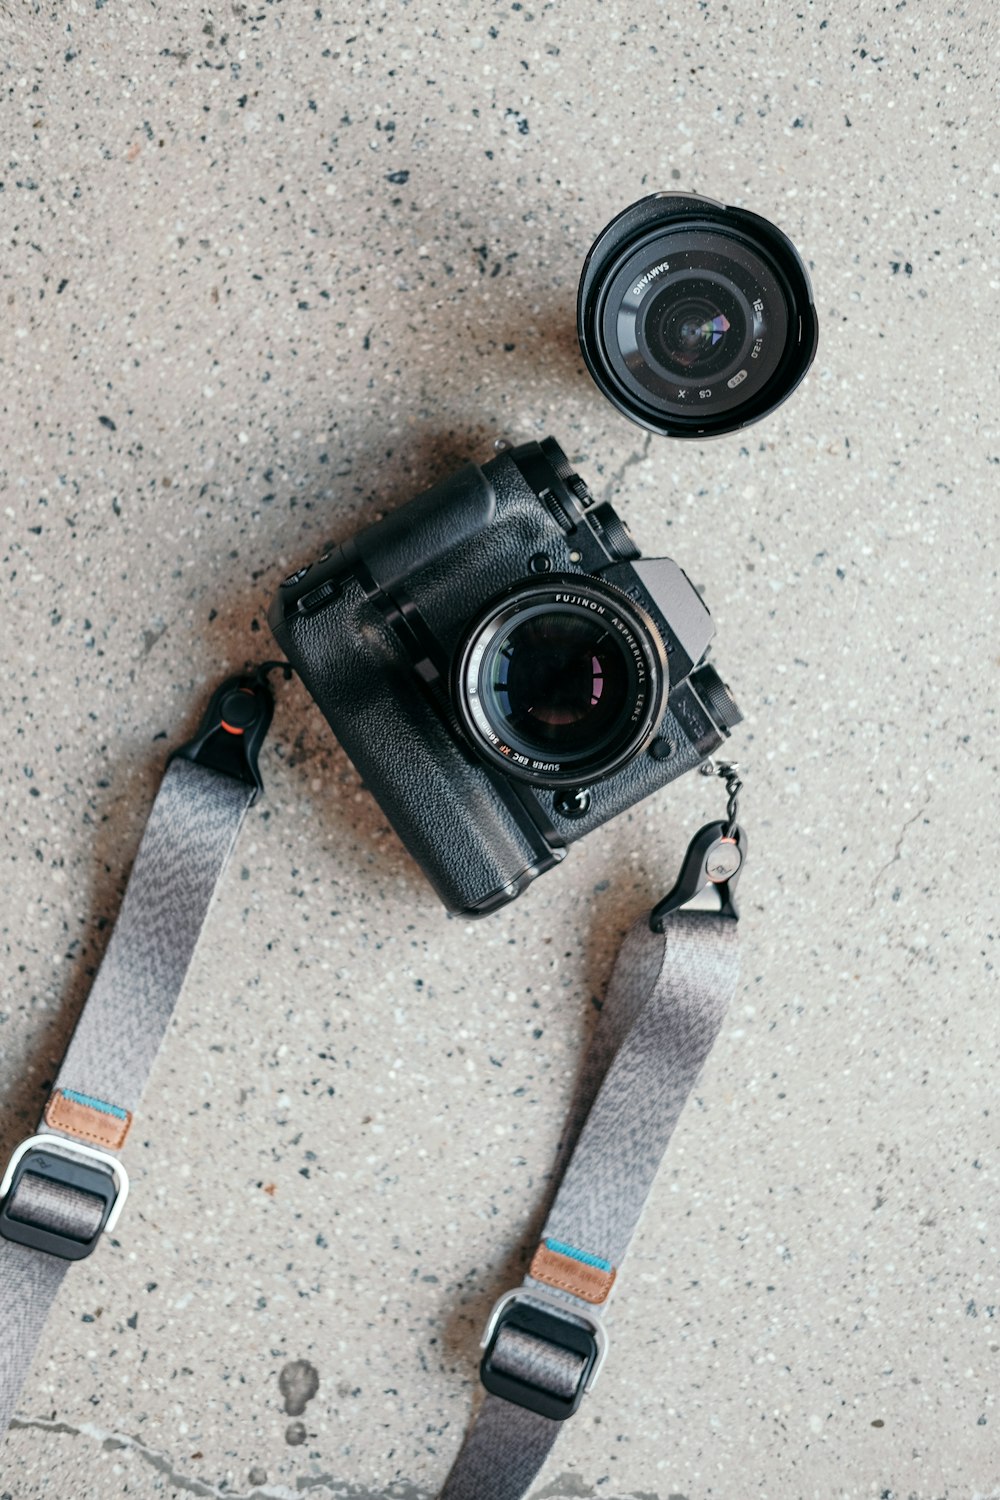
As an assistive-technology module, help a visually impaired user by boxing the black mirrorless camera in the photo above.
[269,193,816,915]
[270,438,740,915]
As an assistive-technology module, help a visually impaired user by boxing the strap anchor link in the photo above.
[170,662,291,802]
[650,760,748,930]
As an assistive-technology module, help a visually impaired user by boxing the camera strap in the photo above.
[0,668,278,1433]
[437,774,745,1499]
[0,668,746,1500]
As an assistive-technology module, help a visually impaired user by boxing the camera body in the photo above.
[269,438,741,916]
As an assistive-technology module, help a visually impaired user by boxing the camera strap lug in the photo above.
[650,760,746,926]
[649,818,746,927]
[0,667,286,1433]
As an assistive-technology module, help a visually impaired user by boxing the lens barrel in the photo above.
[578,193,818,439]
[454,576,668,788]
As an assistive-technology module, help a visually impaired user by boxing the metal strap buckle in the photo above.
[0,1134,130,1261]
[479,1288,609,1421]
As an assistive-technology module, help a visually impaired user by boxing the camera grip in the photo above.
[353,464,496,593]
[273,579,542,914]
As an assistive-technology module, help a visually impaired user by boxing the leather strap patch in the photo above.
[529,1240,616,1305]
[44,1089,132,1151]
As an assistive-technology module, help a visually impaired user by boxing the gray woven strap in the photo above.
[440,1395,561,1500]
[439,909,739,1500]
[50,758,252,1114]
[0,1245,71,1430]
[535,912,738,1265]
[0,757,252,1432]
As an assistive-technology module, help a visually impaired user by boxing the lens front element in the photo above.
[655,295,734,374]
[455,579,667,787]
[603,226,788,425]
[489,608,633,755]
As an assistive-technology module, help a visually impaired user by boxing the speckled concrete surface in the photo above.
[1,2,998,1497]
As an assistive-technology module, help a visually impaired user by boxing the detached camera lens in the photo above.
[454,578,667,788]
[578,193,818,438]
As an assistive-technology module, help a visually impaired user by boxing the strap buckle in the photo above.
[479,1289,609,1421]
[0,1135,130,1261]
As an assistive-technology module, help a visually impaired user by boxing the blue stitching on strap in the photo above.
[544,1238,613,1273]
[59,1089,128,1121]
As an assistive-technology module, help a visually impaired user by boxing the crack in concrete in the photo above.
[868,796,931,906]
[10,1415,667,1499]
[600,433,653,504]
[9,1414,424,1500]
[12,1415,278,1499]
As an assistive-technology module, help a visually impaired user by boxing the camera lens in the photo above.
[578,193,817,439]
[454,578,668,788]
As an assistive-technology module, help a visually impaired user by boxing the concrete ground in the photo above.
[1,1,997,1496]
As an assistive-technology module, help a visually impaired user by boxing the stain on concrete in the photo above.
[535,1477,671,1500]
[278,1358,320,1417]
[294,1482,427,1498]
[535,1477,597,1499]
[285,1419,307,1446]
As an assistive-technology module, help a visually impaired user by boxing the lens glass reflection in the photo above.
[486,609,631,757]
[640,274,748,384]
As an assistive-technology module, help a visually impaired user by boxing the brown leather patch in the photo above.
[529,1242,616,1305]
[44,1091,132,1151]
